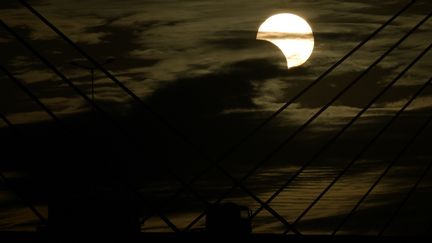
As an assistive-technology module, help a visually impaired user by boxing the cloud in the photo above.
[14,69,57,84]
[145,58,286,117]
[4,110,52,125]
[40,96,88,115]
[380,95,432,111]
[0,5,110,44]
[1,0,430,129]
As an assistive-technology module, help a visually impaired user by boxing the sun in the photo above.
[257,13,314,69]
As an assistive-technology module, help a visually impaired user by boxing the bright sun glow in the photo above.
[257,13,314,69]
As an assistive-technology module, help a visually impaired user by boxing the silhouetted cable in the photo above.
[15,3,300,230]
[17,0,209,171]
[0,19,216,233]
[213,0,417,163]
[281,43,432,234]
[0,65,189,229]
[332,78,432,235]
[0,67,180,230]
[0,113,47,225]
[141,0,418,229]
[378,158,432,236]
[2,19,288,233]
[163,0,419,215]
[0,21,187,232]
[185,2,428,231]
[157,211,180,233]
[0,20,113,124]
[251,40,432,221]
[1,70,183,232]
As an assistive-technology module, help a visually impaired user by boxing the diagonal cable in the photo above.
[184,2,427,231]
[212,0,417,163]
[0,23,187,232]
[378,158,432,236]
[142,1,418,225]
[331,79,432,235]
[250,40,432,220]
[0,67,179,232]
[14,2,300,231]
[0,20,116,128]
[0,66,184,232]
[378,81,432,237]
[1,17,286,232]
[16,0,212,170]
[281,45,432,234]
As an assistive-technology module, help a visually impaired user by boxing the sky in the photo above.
[1,0,432,235]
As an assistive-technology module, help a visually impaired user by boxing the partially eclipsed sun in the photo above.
[257,13,314,69]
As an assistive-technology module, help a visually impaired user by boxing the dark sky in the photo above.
[1,0,432,234]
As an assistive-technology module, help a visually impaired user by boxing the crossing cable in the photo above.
[4,71,185,232]
[184,2,427,231]
[0,65,179,232]
[0,22,188,232]
[280,44,432,234]
[211,0,417,163]
[331,80,432,235]
[15,1,300,232]
[1,18,289,233]
[15,0,215,172]
[0,18,207,233]
[0,67,186,233]
[0,112,47,225]
[143,1,418,225]
[251,33,432,220]
[0,20,117,133]
[0,66,185,232]
[378,157,432,236]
